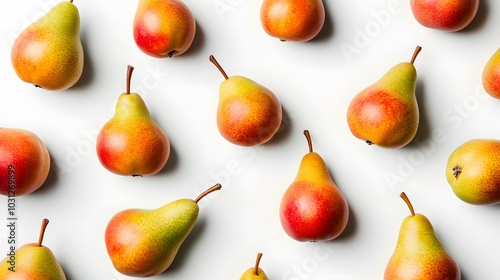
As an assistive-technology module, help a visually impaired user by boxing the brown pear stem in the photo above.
[400,192,415,217]
[410,46,422,65]
[254,253,263,275]
[303,130,313,153]
[209,55,229,80]
[194,183,222,204]
[126,65,134,94]
[37,218,49,247]
[70,0,74,3]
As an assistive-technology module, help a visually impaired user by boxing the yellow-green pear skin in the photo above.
[11,0,84,91]
[446,139,500,205]
[0,219,66,280]
[384,193,460,280]
[239,253,269,280]
[105,184,222,277]
[347,46,421,148]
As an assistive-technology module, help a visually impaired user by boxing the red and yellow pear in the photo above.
[410,0,479,32]
[482,48,500,99]
[279,130,349,242]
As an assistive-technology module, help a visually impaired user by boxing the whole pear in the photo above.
[0,219,66,279]
[347,46,422,148]
[0,127,50,196]
[280,130,349,242]
[260,0,325,42]
[11,0,84,91]
[133,0,196,58]
[482,48,500,99]
[96,65,170,176]
[446,139,500,205]
[105,183,222,277]
[209,55,282,146]
[239,253,269,280]
[410,0,479,32]
[384,192,460,279]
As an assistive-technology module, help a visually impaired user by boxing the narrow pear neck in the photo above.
[296,153,332,183]
[114,93,151,120]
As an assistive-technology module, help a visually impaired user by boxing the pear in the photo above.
[0,219,66,279]
[384,192,460,280]
[260,0,325,42]
[11,0,84,91]
[482,48,500,99]
[105,183,222,277]
[209,55,282,146]
[347,46,422,148]
[133,0,196,58]
[239,253,269,280]
[446,139,500,205]
[96,65,170,176]
[279,130,349,242]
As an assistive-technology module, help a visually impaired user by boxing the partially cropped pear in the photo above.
[384,192,460,280]
[96,65,170,176]
[446,139,500,205]
[482,48,500,99]
[133,0,196,58]
[11,0,84,91]
[280,130,349,241]
[239,253,269,280]
[0,219,66,279]
[105,183,222,277]
[260,0,325,42]
[347,46,422,148]
[209,55,282,146]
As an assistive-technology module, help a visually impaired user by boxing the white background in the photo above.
[0,0,499,279]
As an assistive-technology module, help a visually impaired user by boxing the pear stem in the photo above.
[194,183,222,204]
[410,46,422,65]
[400,192,415,217]
[37,218,49,247]
[254,253,263,276]
[303,130,313,153]
[209,55,229,80]
[126,65,134,94]
[70,0,73,3]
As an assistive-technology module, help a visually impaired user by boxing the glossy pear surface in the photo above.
[410,0,479,32]
[0,127,50,196]
[239,253,268,280]
[446,139,500,205]
[482,48,500,99]
[347,46,421,148]
[0,219,66,280]
[134,0,196,58]
[384,193,460,280]
[260,0,325,42]
[11,0,83,90]
[105,184,221,277]
[280,130,349,241]
[210,55,282,146]
[96,66,170,176]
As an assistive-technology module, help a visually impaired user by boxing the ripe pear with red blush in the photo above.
[96,65,170,176]
[239,253,269,280]
[260,0,325,42]
[209,55,282,146]
[347,46,422,148]
[482,48,500,99]
[0,127,50,196]
[410,0,479,32]
[384,192,460,280]
[280,130,349,242]
[133,0,196,58]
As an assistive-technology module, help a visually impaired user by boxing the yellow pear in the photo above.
[239,253,269,280]
[11,0,84,91]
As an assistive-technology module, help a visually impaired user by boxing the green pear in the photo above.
[11,0,84,91]
[239,253,269,280]
[279,130,349,242]
[209,55,282,147]
[446,139,500,205]
[96,65,170,176]
[384,192,460,280]
[0,219,66,279]
[105,183,222,277]
[347,46,422,148]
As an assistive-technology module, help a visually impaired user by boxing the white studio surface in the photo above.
[0,0,499,279]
